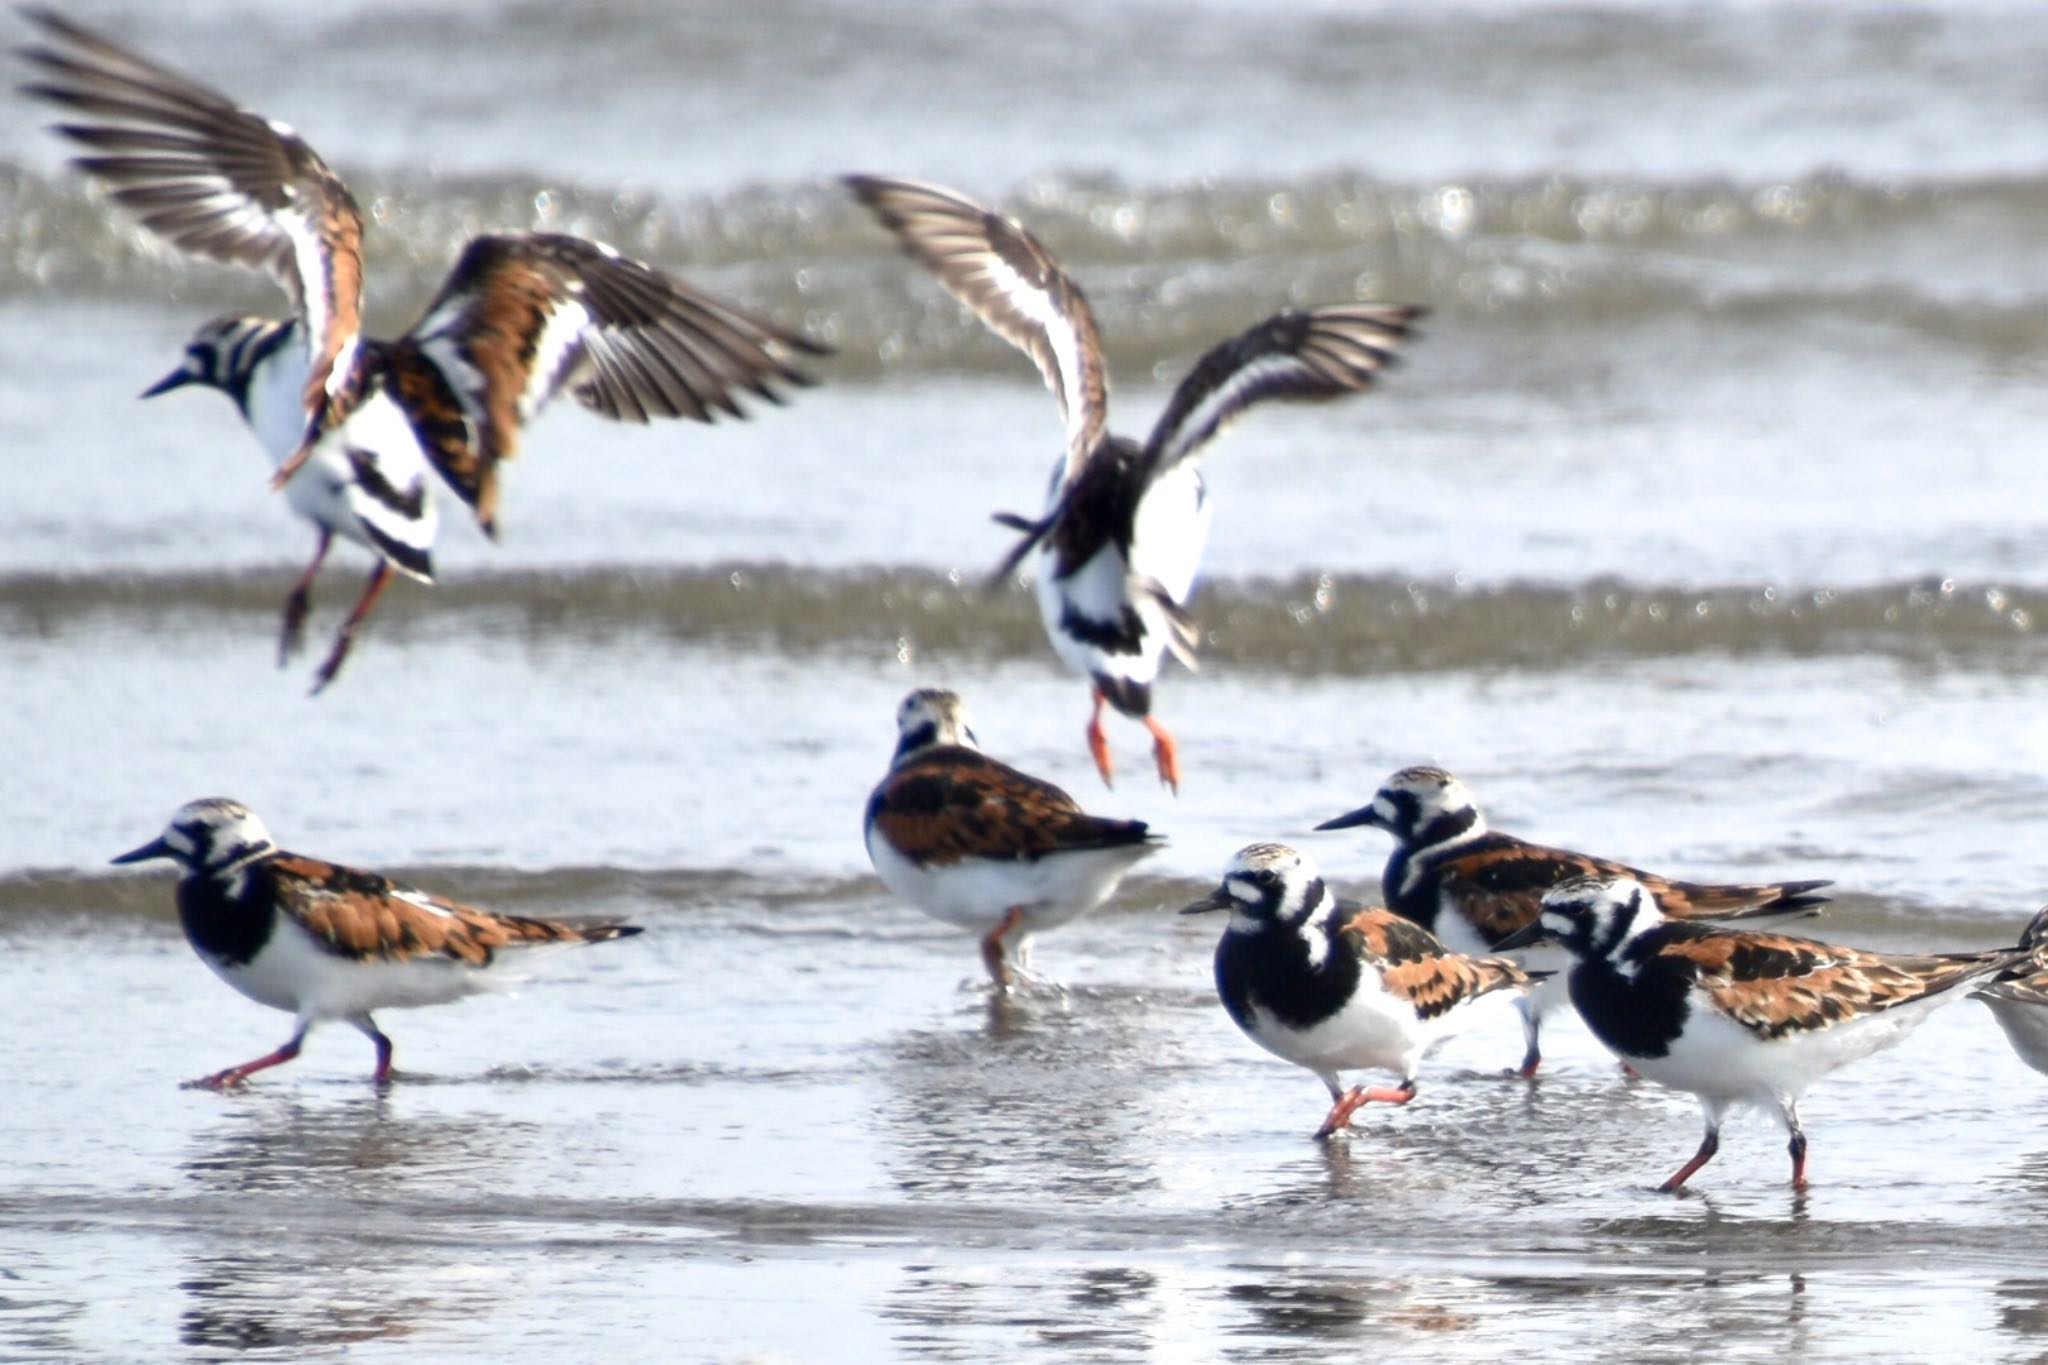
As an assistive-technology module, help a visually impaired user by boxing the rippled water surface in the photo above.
[9,0,2048,1359]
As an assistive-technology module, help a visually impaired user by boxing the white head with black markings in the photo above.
[891,688,980,764]
[1319,765,1486,851]
[111,798,278,878]
[1182,842,1336,939]
[1529,874,1665,962]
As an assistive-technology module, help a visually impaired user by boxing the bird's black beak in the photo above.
[1179,887,1232,915]
[1314,802,1383,833]
[1494,921,1552,952]
[140,368,193,399]
[110,836,173,865]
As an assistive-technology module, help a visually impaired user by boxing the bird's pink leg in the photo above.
[279,528,333,665]
[183,1028,306,1090]
[1086,687,1115,789]
[1142,714,1181,796]
[979,906,1028,990]
[310,561,395,694]
[1660,1128,1721,1193]
[1313,1079,1416,1138]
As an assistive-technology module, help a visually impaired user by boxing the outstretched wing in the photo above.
[1139,304,1419,481]
[847,175,1108,484]
[402,232,826,531]
[18,8,363,435]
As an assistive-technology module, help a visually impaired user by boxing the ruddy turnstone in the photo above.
[846,175,1418,793]
[1182,842,1541,1139]
[21,11,824,691]
[1317,765,1831,1077]
[1974,906,2048,1076]
[863,687,1163,989]
[111,798,642,1088]
[1499,874,2017,1191]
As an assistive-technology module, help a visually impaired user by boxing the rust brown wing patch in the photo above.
[268,854,630,967]
[868,749,1154,867]
[402,234,818,532]
[378,341,491,528]
[1656,930,2006,1038]
[1437,843,1608,941]
[1339,906,1534,1021]
[1439,837,1826,941]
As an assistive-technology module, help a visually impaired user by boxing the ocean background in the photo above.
[8,0,2048,1359]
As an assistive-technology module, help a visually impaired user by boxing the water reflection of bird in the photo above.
[177,1101,529,1351]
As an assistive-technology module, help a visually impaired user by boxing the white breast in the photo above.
[1633,987,1958,1106]
[1246,964,1492,1079]
[864,824,1155,936]
[206,916,501,1024]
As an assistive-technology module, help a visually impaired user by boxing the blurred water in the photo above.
[8,0,2048,1359]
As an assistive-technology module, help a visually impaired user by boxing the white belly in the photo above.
[1246,967,1487,1082]
[247,353,438,572]
[1979,994,2048,1077]
[207,918,499,1024]
[1630,988,1957,1109]
[865,827,1156,936]
[1128,463,1210,604]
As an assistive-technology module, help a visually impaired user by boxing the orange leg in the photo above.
[1660,1127,1720,1193]
[979,905,1027,990]
[1086,687,1115,789]
[279,528,333,665]
[310,561,395,695]
[183,1027,306,1090]
[1313,1078,1416,1139]
[1142,713,1181,795]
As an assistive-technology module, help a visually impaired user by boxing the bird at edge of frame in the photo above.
[864,687,1163,993]
[1972,905,2048,1078]
[112,798,643,1089]
[19,9,828,692]
[1498,873,2026,1193]
[1317,764,1832,1079]
[1183,841,1544,1141]
[846,173,1420,795]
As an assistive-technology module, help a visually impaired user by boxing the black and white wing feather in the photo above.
[1139,304,1420,480]
[17,8,365,430]
[400,232,826,528]
[847,174,1108,482]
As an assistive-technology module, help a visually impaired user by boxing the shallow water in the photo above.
[10,0,2048,1359]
